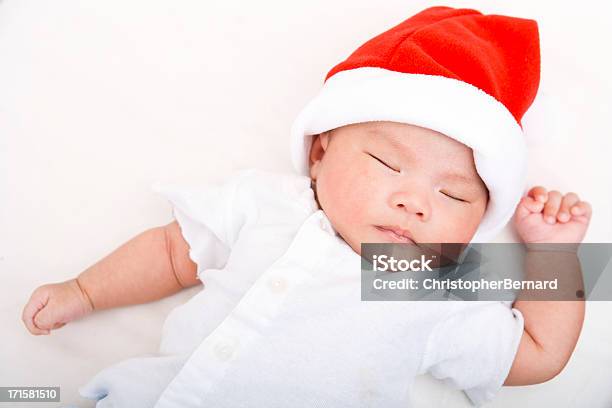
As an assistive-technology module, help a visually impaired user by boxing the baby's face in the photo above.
[309,121,488,255]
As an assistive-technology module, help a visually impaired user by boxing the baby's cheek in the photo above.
[328,181,363,222]
[344,186,383,241]
[441,210,482,243]
[321,176,365,235]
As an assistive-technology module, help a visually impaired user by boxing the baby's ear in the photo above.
[309,132,330,179]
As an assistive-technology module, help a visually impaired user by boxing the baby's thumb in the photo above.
[514,196,543,223]
[33,304,60,331]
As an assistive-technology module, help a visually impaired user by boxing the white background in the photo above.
[1,0,611,407]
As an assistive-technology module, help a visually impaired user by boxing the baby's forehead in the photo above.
[347,121,445,141]
[343,123,483,185]
[357,123,468,157]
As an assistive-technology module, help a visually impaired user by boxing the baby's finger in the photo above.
[557,193,580,223]
[527,186,548,203]
[34,306,58,331]
[515,195,544,220]
[570,215,590,225]
[570,201,592,220]
[22,296,50,335]
[22,310,49,335]
[543,190,562,224]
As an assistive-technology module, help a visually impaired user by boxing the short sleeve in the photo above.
[418,301,524,406]
[151,171,250,280]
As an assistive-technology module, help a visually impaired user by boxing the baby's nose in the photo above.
[389,190,431,221]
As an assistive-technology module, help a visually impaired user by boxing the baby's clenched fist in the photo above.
[22,279,94,335]
[513,186,592,244]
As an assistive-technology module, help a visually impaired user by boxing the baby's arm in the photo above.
[504,187,591,385]
[77,221,199,310]
[504,251,585,385]
[22,221,198,335]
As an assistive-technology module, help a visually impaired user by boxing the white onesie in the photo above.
[79,168,524,407]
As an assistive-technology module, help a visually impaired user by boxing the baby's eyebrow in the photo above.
[369,130,414,160]
[441,172,481,188]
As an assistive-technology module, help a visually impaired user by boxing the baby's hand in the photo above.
[513,186,592,244]
[22,279,94,335]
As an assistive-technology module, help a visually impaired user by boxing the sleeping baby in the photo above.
[22,6,591,407]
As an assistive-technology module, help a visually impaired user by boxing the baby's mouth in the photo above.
[374,225,417,245]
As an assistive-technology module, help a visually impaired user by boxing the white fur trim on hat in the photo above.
[290,67,527,243]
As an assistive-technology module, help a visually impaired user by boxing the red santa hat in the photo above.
[290,6,540,242]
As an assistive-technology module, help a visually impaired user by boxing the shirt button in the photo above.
[213,340,237,361]
[359,388,379,403]
[319,217,336,235]
[268,277,287,293]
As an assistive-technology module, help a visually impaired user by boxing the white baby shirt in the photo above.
[79,169,524,408]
